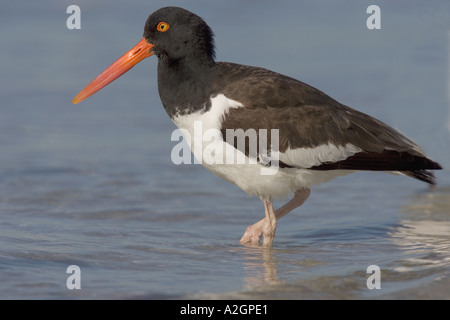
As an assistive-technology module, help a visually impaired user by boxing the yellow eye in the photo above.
[157,22,170,32]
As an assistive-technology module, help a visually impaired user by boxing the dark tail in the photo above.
[403,169,438,185]
[402,157,442,185]
[309,150,443,185]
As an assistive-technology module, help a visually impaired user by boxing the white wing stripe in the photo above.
[279,143,362,168]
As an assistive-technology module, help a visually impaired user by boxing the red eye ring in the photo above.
[157,22,170,32]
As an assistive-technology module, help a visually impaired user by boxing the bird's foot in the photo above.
[240,223,263,245]
[240,218,276,246]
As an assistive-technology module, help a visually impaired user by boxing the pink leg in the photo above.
[240,188,311,246]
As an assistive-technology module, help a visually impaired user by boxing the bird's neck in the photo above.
[157,55,216,118]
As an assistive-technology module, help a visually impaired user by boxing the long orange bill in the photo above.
[72,37,155,104]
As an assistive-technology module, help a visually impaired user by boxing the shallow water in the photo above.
[0,1,449,299]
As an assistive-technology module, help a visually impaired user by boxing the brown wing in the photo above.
[215,62,442,183]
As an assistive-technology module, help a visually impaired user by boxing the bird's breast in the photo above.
[170,94,351,199]
[171,93,244,165]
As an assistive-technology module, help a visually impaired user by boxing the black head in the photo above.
[143,7,215,64]
[72,7,216,104]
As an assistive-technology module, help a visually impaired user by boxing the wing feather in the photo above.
[215,62,442,183]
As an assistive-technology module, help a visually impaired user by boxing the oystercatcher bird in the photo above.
[73,6,442,246]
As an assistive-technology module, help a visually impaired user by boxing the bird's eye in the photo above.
[157,22,170,32]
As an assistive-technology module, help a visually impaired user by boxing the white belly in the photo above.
[171,94,352,200]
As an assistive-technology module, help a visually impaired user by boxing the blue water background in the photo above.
[0,0,449,299]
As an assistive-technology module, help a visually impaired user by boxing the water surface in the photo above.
[0,0,449,299]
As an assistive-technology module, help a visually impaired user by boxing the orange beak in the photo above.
[72,37,155,104]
